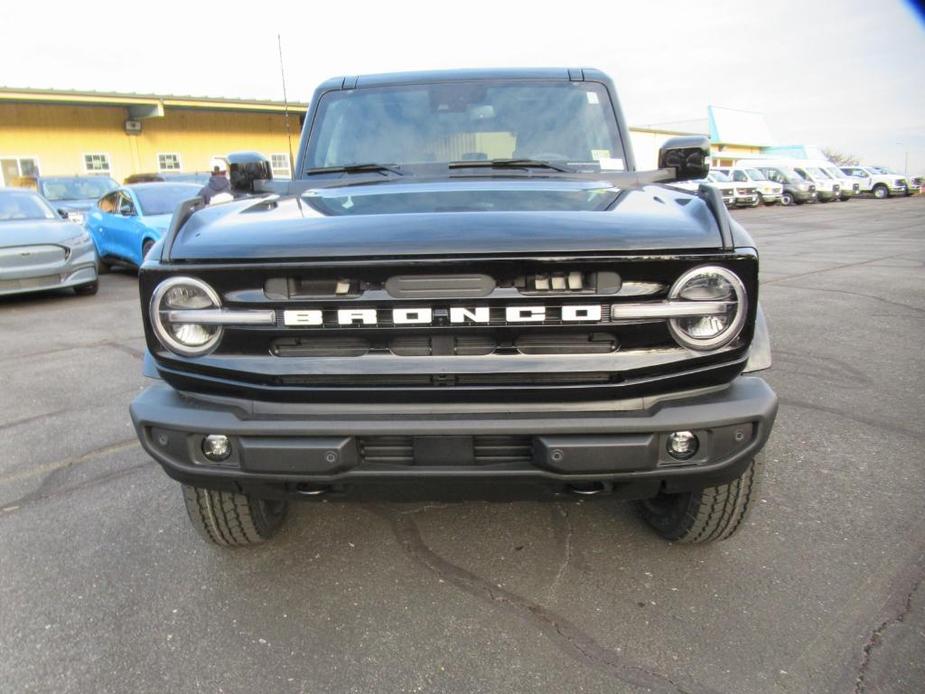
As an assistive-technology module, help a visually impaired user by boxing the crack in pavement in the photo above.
[374,505,718,694]
[770,284,925,315]
[0,337,146,364]
[0,408,71,433]
[762,252,911,286]
[0,438,140,507]
[545,503,572,602]
[854,561,925,693]
[1,460,153,514]
[779,397,919,439]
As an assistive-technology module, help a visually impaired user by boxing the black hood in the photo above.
[169,178,727,261]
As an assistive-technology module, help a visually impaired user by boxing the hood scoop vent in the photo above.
[385,274,495,299]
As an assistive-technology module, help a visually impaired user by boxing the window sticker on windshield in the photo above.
[598,158,624,171]
[586,91,600,104]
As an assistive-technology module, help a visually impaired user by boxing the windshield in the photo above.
[709,171,732,182]
[805,167,830,179]
[0,190,58,221]
[825,167,845,179]
[744,168,767,181]
[133,184,201,216]
[304,81,624,173]
[870,166,896,174]
[39,176,118,201]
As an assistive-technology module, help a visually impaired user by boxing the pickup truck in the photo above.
[129,68,778,547]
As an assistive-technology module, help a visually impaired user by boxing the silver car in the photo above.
[0,188,99,297]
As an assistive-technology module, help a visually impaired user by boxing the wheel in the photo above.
[780,192,793,206]
[142,240,155,261]
[750,196,760,208]
[74,281,98,296]
[181,484,289,546]
[872,184,889,199]
[635,456,762,543]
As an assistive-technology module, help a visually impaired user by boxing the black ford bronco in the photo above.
[130,68,777,546]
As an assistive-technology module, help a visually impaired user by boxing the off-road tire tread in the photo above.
[638,456,761,544]
[181,485,286,547]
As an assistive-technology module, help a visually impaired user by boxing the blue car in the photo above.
[86,183,201,269]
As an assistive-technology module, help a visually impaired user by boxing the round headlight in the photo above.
[149,277,222,356]
[668,266,747,351]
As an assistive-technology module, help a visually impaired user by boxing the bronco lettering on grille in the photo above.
[282,305,603,327]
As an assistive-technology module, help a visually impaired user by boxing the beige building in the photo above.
[0,88,306,185]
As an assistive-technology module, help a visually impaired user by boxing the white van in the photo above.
[812,162,862,200]
[788,163,841,202]
[744,159,818,206]
[715,166,783,205]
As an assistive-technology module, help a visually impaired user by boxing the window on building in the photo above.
[271,153,291,178]
[0,157,39,185]
[83,153,111,175]
[157,153,182,172]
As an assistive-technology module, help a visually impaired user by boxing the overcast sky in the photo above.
[2,0,923,172]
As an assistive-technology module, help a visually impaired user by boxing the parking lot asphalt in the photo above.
[1,196,923,694]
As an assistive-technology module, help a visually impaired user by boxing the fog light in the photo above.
[666,431,698,460]
[202,434,232,462]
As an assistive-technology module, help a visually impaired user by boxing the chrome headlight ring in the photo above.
[667,265,748,351]
[149,276,224,357]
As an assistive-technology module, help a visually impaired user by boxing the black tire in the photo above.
[74,281,98,296]
[873,184,889,199]
[142,240,155,261]
[780,192,793,206]
[750,195,760,208]
[181,484,289,547]
[635,455,762,543]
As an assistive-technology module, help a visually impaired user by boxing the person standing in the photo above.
[198,157,232,204]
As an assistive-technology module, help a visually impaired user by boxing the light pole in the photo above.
[896,142,909,176]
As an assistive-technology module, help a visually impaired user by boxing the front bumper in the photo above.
[790,189,815,202]
[131,377,778,499]
[0,243,97,297]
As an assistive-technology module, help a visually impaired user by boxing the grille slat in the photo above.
[359,436,533,466]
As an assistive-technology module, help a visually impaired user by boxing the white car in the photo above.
[840,166,907,198]
[717,167,783,205]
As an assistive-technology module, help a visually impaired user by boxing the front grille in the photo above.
[270,331,623,357]
[359,435,533,466]
[0,274,61,291]
[144,255,758,402]
[0,245,66,270]
[276,372,617,387]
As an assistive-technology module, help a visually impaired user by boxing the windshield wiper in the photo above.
[448,159,574,173]
[304,163,403,176]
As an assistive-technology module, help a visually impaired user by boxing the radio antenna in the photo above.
[277,33,295,176]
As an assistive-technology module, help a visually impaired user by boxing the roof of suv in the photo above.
[316,67,606,91]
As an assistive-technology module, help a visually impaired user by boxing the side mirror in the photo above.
[228,151,273,195]
[57,208,69,219]
[658,136,710,182]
